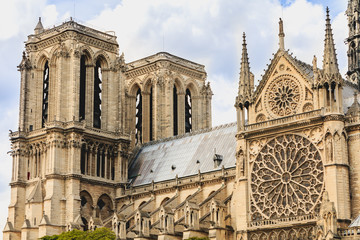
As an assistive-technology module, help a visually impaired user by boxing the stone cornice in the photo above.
[124,167,235,199]
[26,25,118,54]
[10,121,130,144]
[126,52,206,80]
[9,181,27,188]
[127,52,204,71]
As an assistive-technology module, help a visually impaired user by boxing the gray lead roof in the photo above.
[128,123,237,186]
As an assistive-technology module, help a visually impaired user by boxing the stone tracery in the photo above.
[250,134,324,221]
[266,77,301,117]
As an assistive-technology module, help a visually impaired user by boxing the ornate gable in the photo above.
[252,50,314,122]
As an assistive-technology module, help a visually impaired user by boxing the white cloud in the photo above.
[42,5,59,27]
[0,0,47,40]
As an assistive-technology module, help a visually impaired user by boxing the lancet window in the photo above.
[135,88,143,144]
[173,85,178,136]
[79,55,86,120]
[42,61,49,127]
[150,87,154,141]
[185,89,192,133]
[93,60,102,128]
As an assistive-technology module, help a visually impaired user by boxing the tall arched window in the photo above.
[135,88,142,144]
[173,85,178,136]
[185,89,192,133]
[93,60,102,128]
[150,87,153,141]
[42,61,49,127]
[79,55,86,120]
[80,144,86,174]
[96,148,101,177]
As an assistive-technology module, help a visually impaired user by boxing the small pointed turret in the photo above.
[279,18,285,51]
[318,7,343,113]
[34,17,44,34]
[322,7,340,76]
[235,32,253,131]
[238,32,252,99]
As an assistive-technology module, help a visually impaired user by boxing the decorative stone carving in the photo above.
[305,87,313,101]
[236,148,245,176]
[310,127,323,144]
[250,134,324,221]
[249,227,315,240]
[302,103,314,112]
[255,99,262,113]
[18,51,32,70]
[266,77,301,117]
[325,133,333,163]
[249,139,267,163]
[256,114,266,123]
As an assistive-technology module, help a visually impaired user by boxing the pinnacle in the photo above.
[238,32,252,98]
[279,18,285,50]
[34,17,44,34]
[241,32,249,65]
[322,7,340,75]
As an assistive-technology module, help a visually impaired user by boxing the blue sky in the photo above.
[0,0,348,237]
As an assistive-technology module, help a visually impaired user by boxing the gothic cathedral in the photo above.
[4,2,360,240]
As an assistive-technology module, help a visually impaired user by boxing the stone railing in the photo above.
[126,167,235,196]
[28,20,117,43]
[245,109,322,132]
[248,214,316,228]
[346,115,360,125]
[127,52,205,72]
[338,227,360,238]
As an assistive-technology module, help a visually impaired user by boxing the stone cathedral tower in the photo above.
[4,18,131,240]
[3,18,212,240]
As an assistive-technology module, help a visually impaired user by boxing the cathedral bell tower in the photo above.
[4,18,130,240]
[346,0,360,88]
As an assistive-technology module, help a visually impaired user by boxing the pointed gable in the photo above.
[252,50,315,122]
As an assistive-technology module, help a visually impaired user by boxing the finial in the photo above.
[34,17,44,34]
[322,7,340,75]
[312,55,317,70]
[279,18,285,50]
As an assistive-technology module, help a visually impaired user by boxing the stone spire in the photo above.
[238,32,252,99]
[279,18,285,50]
[322,7,340,76]
[34,17,44,34]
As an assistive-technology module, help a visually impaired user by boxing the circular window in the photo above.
[250,134,323,220]
[265,77,302,117]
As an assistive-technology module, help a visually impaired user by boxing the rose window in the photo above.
[266,78,301,117]
[250,134,323,221]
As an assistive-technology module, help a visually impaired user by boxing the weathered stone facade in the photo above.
[4,2,360,240]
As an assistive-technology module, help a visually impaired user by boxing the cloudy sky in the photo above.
[0,0,348,236]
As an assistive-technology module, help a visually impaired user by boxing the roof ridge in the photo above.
[139,122,236,147]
